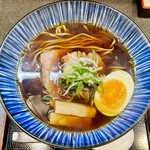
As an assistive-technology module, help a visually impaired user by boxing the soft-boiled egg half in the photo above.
[94,70,134,116]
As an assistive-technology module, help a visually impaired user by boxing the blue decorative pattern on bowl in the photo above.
[0,1,150,148]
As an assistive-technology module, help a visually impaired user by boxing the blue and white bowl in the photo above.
[0,1,150,149]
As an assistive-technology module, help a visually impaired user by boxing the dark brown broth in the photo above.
[18,23,134,132]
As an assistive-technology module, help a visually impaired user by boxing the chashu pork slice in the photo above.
[39,51,54,92]
[39,50,72,95]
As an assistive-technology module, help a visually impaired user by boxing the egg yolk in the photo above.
[101,79,127,110]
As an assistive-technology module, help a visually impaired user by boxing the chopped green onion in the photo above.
[59,78,69,89]
[92,67,103,72]
[92,49,96,61]
[63,82,78,96]
[96,83,104,95]
[58,49,105,105]
[72,66,95,76]
[42,95,53,101]
[89,90,94,100]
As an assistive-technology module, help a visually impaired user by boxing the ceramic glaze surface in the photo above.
[0,1,150,148]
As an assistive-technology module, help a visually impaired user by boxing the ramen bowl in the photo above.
[0,1,150,149]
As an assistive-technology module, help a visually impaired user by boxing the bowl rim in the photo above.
[0,0,150,149]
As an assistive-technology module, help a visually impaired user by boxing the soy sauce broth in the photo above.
[18,23,135,132]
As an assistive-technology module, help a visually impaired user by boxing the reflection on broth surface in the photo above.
[18,23,135,132]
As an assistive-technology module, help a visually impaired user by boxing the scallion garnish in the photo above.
[58,49,105,102]
[42,95,53,101]
[92,49,96,61]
